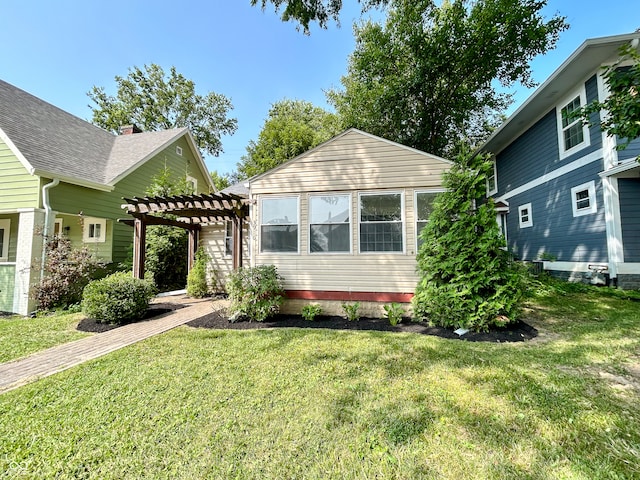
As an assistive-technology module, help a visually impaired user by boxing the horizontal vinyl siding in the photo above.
[619,178,640,262]
[0,213,20,261]
[0,140,40,210]
[200,223,250,289]
[251,132,450,194]
[618,137,640,162]
[506,161,607,263]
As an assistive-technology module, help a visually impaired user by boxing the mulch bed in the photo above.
[76,303,184,333]
[187,310,538,343]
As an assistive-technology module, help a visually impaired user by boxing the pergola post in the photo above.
[133,218,146,279]
[232,216,243,270]
[188,228,199,272]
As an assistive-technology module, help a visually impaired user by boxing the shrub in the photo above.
[226,265,284,322]
[186,247,211,298]
[301,304,322,321]
[145,225,188,291]
[33,236,104,311]
[383,302,404,326]
[342,302,360,322]
[413,149,526,331]
[81,272,156,324]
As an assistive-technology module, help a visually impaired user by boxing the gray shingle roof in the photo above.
[0,79,188,187]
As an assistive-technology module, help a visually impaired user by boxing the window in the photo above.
[557,89,590,158]
[486,158,498,196]
[518,203,533,228]
[260,197,299,253]
[571,181,598,217]
[54,218,63,236]
[225,221,233,257]
[83,217,107,243]
[176,146,183,156]
[0,219,10,261]
[186,175,197,193]
[415,190,443,249]
[359,192,404,253]
[309,194,351,253]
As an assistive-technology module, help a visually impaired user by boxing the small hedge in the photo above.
[227,265,284,322]
[187,247,211,298]
[81,272,157,324]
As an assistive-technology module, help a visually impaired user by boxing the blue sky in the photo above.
[1,1,638,176]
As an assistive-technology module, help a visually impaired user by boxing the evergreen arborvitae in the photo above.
[413,150,525,331]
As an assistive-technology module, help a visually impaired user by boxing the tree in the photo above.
[250,0,387,33]
[575,42,640,160]
[236,99,342,179]
[210,170,233,191]
[327,0,567,157]
[88,64,237,157]
[413,149,526,331]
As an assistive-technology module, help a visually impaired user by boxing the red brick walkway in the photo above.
[0,296,213,394]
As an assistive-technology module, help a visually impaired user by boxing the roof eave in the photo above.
[32,169,114,192]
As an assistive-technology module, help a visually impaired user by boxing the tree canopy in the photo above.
[236,99,342,179]
[327,0,567,157]
[575,41,640,160]
[88,64,238,157]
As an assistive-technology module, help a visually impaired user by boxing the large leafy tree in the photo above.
[575,42,640,161]
[327,0,567,157]
[236,99,342,179]
[88,64,237,157]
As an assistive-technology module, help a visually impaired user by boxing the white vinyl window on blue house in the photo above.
[571,181,598,217]
[309,194,351,253]
[486,159,498,196]
[260,197,299,253]
[0,219,10,261]
[518,203,533,228]
[557,88,590,159]
[359,192,404,253]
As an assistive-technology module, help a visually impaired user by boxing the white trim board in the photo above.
[496,149,603,202]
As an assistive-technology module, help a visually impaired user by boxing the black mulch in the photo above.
[76,303,184,333]
[187,311,538,343]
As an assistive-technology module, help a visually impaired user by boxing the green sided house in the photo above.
[0,79,213,315]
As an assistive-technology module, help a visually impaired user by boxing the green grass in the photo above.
[1,279,639,479]
[0,312,90,363]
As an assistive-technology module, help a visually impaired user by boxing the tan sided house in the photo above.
[199,129,453,316]
[0,79,213,315]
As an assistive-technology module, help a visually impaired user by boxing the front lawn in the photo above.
[0,312,90,363]
[1,280,639,479]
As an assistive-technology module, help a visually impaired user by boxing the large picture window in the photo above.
[359,192,404,253]
[309,195,351,253]
[0,219,10,261]
[260,197,299,253]
[415,190,443,249]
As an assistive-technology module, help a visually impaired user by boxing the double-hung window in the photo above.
[557,89,590,158]
[83,217,106,243]
[0,219,10,261]
[486,159,498,196]
[415,190,443,249]
[260,197,299,253]
[309,194,351,253]
[359,192,404,253]
[224,221,233,256]
[571,181,598,217]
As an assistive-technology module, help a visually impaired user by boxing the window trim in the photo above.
[486,158,498,196]
[518,203,533,229]
[556,87,591,159]
[224,220,233,257]
[0,219,10,261]
[259,195,300,254]
[176,146,183,156]
[186,175,197,193]
[571,181,598,217]
[82,217,107,243]
[308,193,352,255]
[358,191,405,255]
[54,218,63,237]
[415,188,445,252]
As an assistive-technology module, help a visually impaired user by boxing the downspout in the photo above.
[40,179,60,280]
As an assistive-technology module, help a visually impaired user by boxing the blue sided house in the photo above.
[481,33,640,289]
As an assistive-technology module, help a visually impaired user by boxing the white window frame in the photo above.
[518,203,533,229]
[259,196,300,254]
[571,181,598,217]
[83,217,107,243]
[557,87,591,159]
[0,219,10,261]
[176,146,183,156]
[186,175,197,193]
[308,193,352,255]
[486,158,498,196]
[358,191,405,254]
[224,221,233,257]
[415,189,445,251]
[54,218,63,236]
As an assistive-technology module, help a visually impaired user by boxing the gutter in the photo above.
[40,178,60,280]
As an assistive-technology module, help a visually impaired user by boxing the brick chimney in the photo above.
[119,124,142,135]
